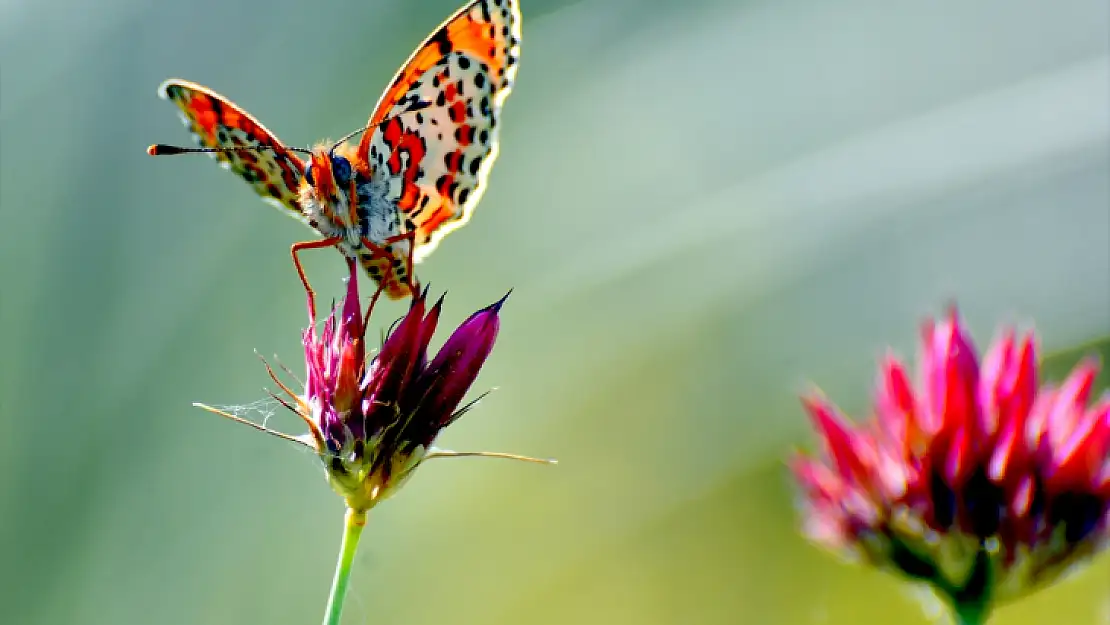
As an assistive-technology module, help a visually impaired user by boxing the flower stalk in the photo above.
[322,507,367,625]
[945,546,992,625]
[953,600,989,625]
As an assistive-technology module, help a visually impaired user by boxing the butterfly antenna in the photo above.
[329,100,432,151]
[147,144,312,156]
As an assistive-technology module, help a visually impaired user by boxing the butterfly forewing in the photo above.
[358,0,521,263]
[159,79,307,219]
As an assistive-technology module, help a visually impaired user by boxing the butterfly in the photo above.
[149,0,521,306]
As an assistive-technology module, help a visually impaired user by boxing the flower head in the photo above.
[194,262,554,625]
[792,308,1109,619]
[274,260,529,512]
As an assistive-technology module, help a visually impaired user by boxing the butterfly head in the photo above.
[300,146,362,231]
[303,148,355,201]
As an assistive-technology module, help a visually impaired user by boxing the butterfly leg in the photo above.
[360,229,419,298]
[292,236,343,320]
[361,269,389,331]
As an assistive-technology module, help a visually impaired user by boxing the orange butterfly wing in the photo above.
[357,0,521,263]
[159,79,307,220]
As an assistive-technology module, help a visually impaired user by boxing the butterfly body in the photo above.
[298,144,415,292]
[152,0,521,299]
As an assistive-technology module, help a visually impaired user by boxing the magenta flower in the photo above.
[200,260,552,513]
[197,260,553,625]
[291,261,551,512]
[792,309,1109,624]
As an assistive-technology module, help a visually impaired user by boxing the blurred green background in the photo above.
[2,0,1108,623]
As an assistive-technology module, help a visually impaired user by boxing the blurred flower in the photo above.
[792,308,1109,624]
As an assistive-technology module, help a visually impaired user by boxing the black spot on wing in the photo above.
[430,28,453,55]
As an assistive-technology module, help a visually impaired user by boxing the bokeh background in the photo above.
[2,0,1108,623]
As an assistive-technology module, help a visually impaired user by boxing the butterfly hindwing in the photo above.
[358,0,521,262]
[159,79,306,218]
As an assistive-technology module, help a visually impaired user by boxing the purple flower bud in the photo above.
[411,292,506,430]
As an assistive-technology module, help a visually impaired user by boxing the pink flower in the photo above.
[274,260,521,512]
[792,308,1109,620]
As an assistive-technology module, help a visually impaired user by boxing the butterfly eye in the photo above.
[304,163,315,186]
[332,156,352,187]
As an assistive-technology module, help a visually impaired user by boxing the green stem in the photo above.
[946,546,993,625]
[321,507,366,625]
[952,601,989,625]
